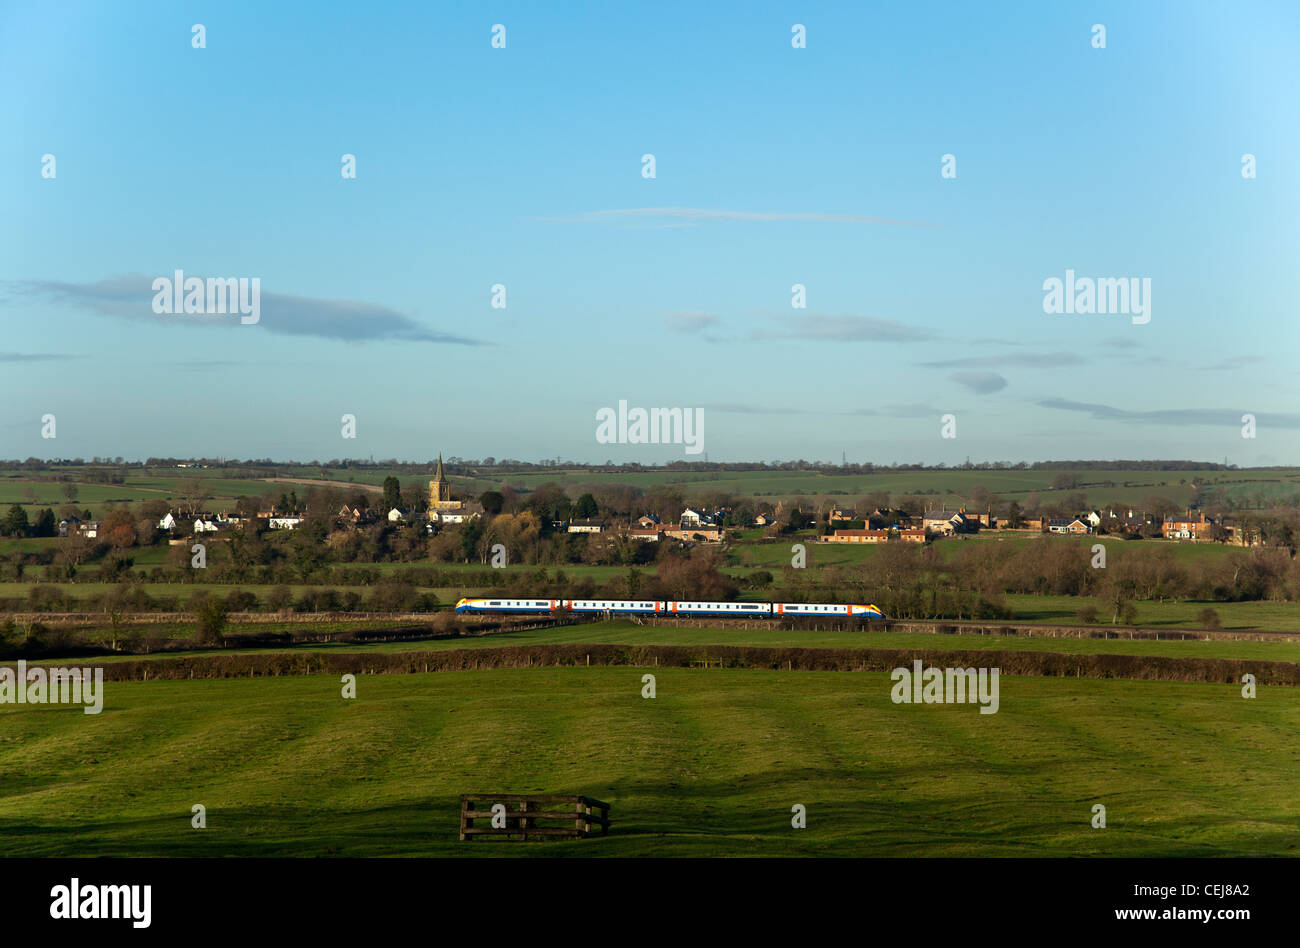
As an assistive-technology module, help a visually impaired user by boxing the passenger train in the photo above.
[455,597,886,620]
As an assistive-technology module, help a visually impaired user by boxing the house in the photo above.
[680,508,708,528]
[754,512,777,526]
[268,515,303,530]
[429,501,484,526]
[1065,518,1090,535]
[1085,511,1103,528]
[158,511,178,531]
[867,508,906,530]
[626,526,662,542]
[922,510,967,536]
[828,508,856,522]
[567,519,604,534]
[662,524,724,542]
[79,521,100,539]
[387,508,410,523]
[1164,512,1209,540]
[1219,518,1259,547]
[1046,518,1071,534]
[194,518,220,533]
[898,528,926,543]
[968,511,997,528]
[1102,510,1150,533]
[825,529,889,544]
[57,516,82,538]
[337,505,375,526]
[635,515,660,529]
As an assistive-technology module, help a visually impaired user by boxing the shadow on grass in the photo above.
[2,764,1290,858]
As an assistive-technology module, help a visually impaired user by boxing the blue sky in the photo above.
[2,0,1297,465]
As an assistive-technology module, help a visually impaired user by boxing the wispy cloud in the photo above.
[0,352,76,362]
[705,403,829,416]
[1038,398,1300,429]
[706,402,936,418]
[665,311,721,333]
[1198,355,1254,371]
[951,371,1008,394]
[538,207,932,227]
[7,275,485,345]
[923,351,1086,369]
[756,314,935,344]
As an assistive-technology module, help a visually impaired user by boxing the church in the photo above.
[427,455,480,524]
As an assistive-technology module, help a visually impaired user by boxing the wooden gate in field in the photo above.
[460,794,611,841]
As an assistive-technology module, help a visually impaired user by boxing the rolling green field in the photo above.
[434,467,1300,508]
[0,669,1294,857]
[4,464,1299,519]
[1002,595,1300,632]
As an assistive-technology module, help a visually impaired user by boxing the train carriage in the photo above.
[667,601,772,616]
[566,600,659,615]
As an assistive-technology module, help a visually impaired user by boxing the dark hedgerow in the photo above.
[55,643,1300,687]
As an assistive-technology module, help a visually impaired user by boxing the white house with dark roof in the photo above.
[922,510,967,535]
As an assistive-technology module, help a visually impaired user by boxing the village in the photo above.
[38,485,1260,552]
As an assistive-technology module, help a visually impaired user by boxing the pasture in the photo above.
[3,464,1299,521]
[0,669,1294,857]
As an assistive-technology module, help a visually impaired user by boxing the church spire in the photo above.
[429,453,455,508]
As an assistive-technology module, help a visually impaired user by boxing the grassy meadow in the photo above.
[1,668,1295,858]
[3,464,1300,523]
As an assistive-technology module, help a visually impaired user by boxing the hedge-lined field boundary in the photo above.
[8,643,1295,686]
[635,616,1300,642]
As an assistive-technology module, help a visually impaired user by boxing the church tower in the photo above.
[429,454,459,510]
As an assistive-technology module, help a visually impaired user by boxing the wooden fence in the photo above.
[460,794,610,841]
